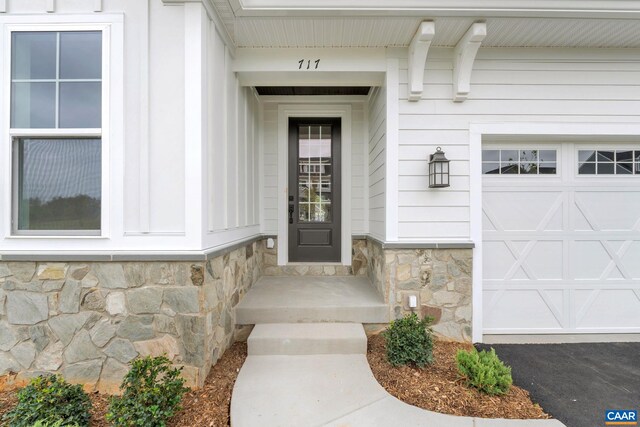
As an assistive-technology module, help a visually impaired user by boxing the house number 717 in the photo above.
[298,59,320,70]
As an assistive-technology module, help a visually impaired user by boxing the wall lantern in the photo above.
[428,147,450,188]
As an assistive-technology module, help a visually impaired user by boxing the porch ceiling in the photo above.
[210,0,640,49]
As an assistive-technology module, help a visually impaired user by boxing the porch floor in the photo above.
[235,276,389,324]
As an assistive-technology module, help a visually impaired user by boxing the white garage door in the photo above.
[482,143,640,334]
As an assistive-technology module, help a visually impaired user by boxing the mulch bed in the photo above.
[1,337,549,425]
[367,333,550,420]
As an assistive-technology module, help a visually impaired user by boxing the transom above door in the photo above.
[288,118,341,262]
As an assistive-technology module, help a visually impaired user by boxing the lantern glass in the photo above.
[428,147,450,188]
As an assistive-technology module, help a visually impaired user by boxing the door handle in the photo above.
[289,205,295,224]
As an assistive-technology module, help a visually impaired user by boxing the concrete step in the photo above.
[235,276,390,324]
[248,323,367,356]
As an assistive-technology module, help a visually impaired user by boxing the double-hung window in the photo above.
[10,30,103,235]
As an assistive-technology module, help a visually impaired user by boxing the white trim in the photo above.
[277,103,352,266]
[385,58,399,241]
[407,21,434,102]
[469,121,640,343]
[138,0,151,233]
[452,22,486,102]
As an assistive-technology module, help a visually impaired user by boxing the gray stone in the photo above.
[154,315,178,335]
[8,262,36,282]
[90,318,117,347]
[48,312,91,345]
[432,290,463,306]
[104,338,138,363]
[0,352,21,374]
[127,288,163,314]
[100,358,128,384]
[94,264,127,289]
[82,289,106,311]
[81,274,99,288]
[0,321,19,351]
[0,264,12,278]
[10,341,36,369]
[29,324,51,352]
[134,335,179,360]
[2,279,42,292]
[59,280,82,313]
[106,292,127,316]
[176,315,205,365]
[43,280,65,292]
[147,263,173,285]
[69,265,90,281]
[0,289,5,315]
[455,305,472,322]
[117,315,154,341]
[124,263,145,288]
[6,291,49,325]
[65,330,102,364]
[35,341,64,370]
[63,359,103,385]
[164,287,200,314]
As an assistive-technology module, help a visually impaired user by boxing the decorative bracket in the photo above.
[94,0,103,12]
[453,22,486,102]
[0,0,6,13]
[46,0,55,13]
[407,21,435,102]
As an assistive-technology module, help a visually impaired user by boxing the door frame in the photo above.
[277,104,352,265]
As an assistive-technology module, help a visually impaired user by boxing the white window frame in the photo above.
[574,145,640,177]
[4,23,111,237]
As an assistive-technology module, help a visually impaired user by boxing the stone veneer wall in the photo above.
[259,238,369,276]
[366,238,473,342]
[0,241,259,393]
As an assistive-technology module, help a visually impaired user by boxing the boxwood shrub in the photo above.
[383,313,434,368]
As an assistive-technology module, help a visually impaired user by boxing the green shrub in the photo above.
[382,313,434,368]
[31,420,79,427]
[2,375,91,427]
[106,355,189,427]
[456,348,513,395]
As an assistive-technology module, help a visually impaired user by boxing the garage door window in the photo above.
[578,150,640,175]
[482,149,557,175]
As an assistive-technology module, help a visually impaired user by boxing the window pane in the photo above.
[519,150,538,162]
[482,150,499,161]
[539,150,557,162]
[597,151,615,162]
[501,162,519,174]
[16,138,101,232]
[539,162,557,174]
[60,32,102,79]
[11,82,56,128]
[597,162,615,174]
[578,150,596,162]
[578,163,595,175]
[616,151,633,162]
[482,162,500,174]
[617,163,633,175]
[520,162,537,174]
[12,32,56,80]
[59,82,102,128]
[501,150,518,163]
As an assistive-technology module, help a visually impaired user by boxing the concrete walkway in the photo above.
[231,323,566,427]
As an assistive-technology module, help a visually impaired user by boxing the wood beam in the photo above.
[452,22,487,102]
[407,21,435,102]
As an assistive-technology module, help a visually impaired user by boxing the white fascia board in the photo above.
[232,0,640,18]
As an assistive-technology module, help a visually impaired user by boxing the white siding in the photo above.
[261,101,368,236]
[368,87,386,241]
[397,47,640,241]
[204,21,261,247]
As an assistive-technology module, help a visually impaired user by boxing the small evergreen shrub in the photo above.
[382,313,434,368]
[31,421,78,427]
[456,348,513,395]
[2,375,91,427]
[106,355,189,427]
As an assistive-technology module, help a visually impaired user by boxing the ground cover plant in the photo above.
[2,375,91,427]
[106,356,189,427]
[383,313,434,367]
[456,347,513,396]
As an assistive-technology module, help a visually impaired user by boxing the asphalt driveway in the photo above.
[476,342,640,427]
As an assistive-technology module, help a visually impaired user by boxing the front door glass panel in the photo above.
[298,125,332,222]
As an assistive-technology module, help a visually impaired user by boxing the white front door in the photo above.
[482,143,640,334]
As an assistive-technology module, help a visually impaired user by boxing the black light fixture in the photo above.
[428,147,450,188]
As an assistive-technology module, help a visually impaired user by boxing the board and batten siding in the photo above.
[368,86,387,241]
[261,101,368,236]
[205,17,261,247]
[397,47,640,241]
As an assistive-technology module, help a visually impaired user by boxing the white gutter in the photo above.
[227,0,640,18]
